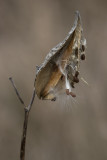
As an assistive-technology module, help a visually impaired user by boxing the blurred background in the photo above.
[0,0,107,160]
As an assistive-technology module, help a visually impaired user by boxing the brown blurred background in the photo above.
[0,0,107,160]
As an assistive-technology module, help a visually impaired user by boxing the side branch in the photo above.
[9,77,36,160]
[27,88,36,111]
[9,77,26,108]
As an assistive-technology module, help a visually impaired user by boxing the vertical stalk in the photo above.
[20,110,29,160]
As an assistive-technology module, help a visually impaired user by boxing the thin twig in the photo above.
[20,110,29,160]
[27,88,36,111]
[9,77,26,108]
[9,77,36,160]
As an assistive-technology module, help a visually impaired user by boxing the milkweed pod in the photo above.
[34,11,86,100]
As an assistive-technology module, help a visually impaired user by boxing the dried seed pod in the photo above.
[34,11,86,101]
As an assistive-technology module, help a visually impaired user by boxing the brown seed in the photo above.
[69,92,76,97]
[73,77,79,83]
[51,97,56,101]
[81,54,85,60]
[71,82,75,88]
[66,89,69,95]
[75,71,79,77]
[61,75,65,81]
[75,47,78,56]
[82,45,85,52]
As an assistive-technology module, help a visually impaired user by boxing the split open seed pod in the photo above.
[34,11,86,101]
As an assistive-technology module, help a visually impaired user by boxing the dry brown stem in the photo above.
[9,77,36,160]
